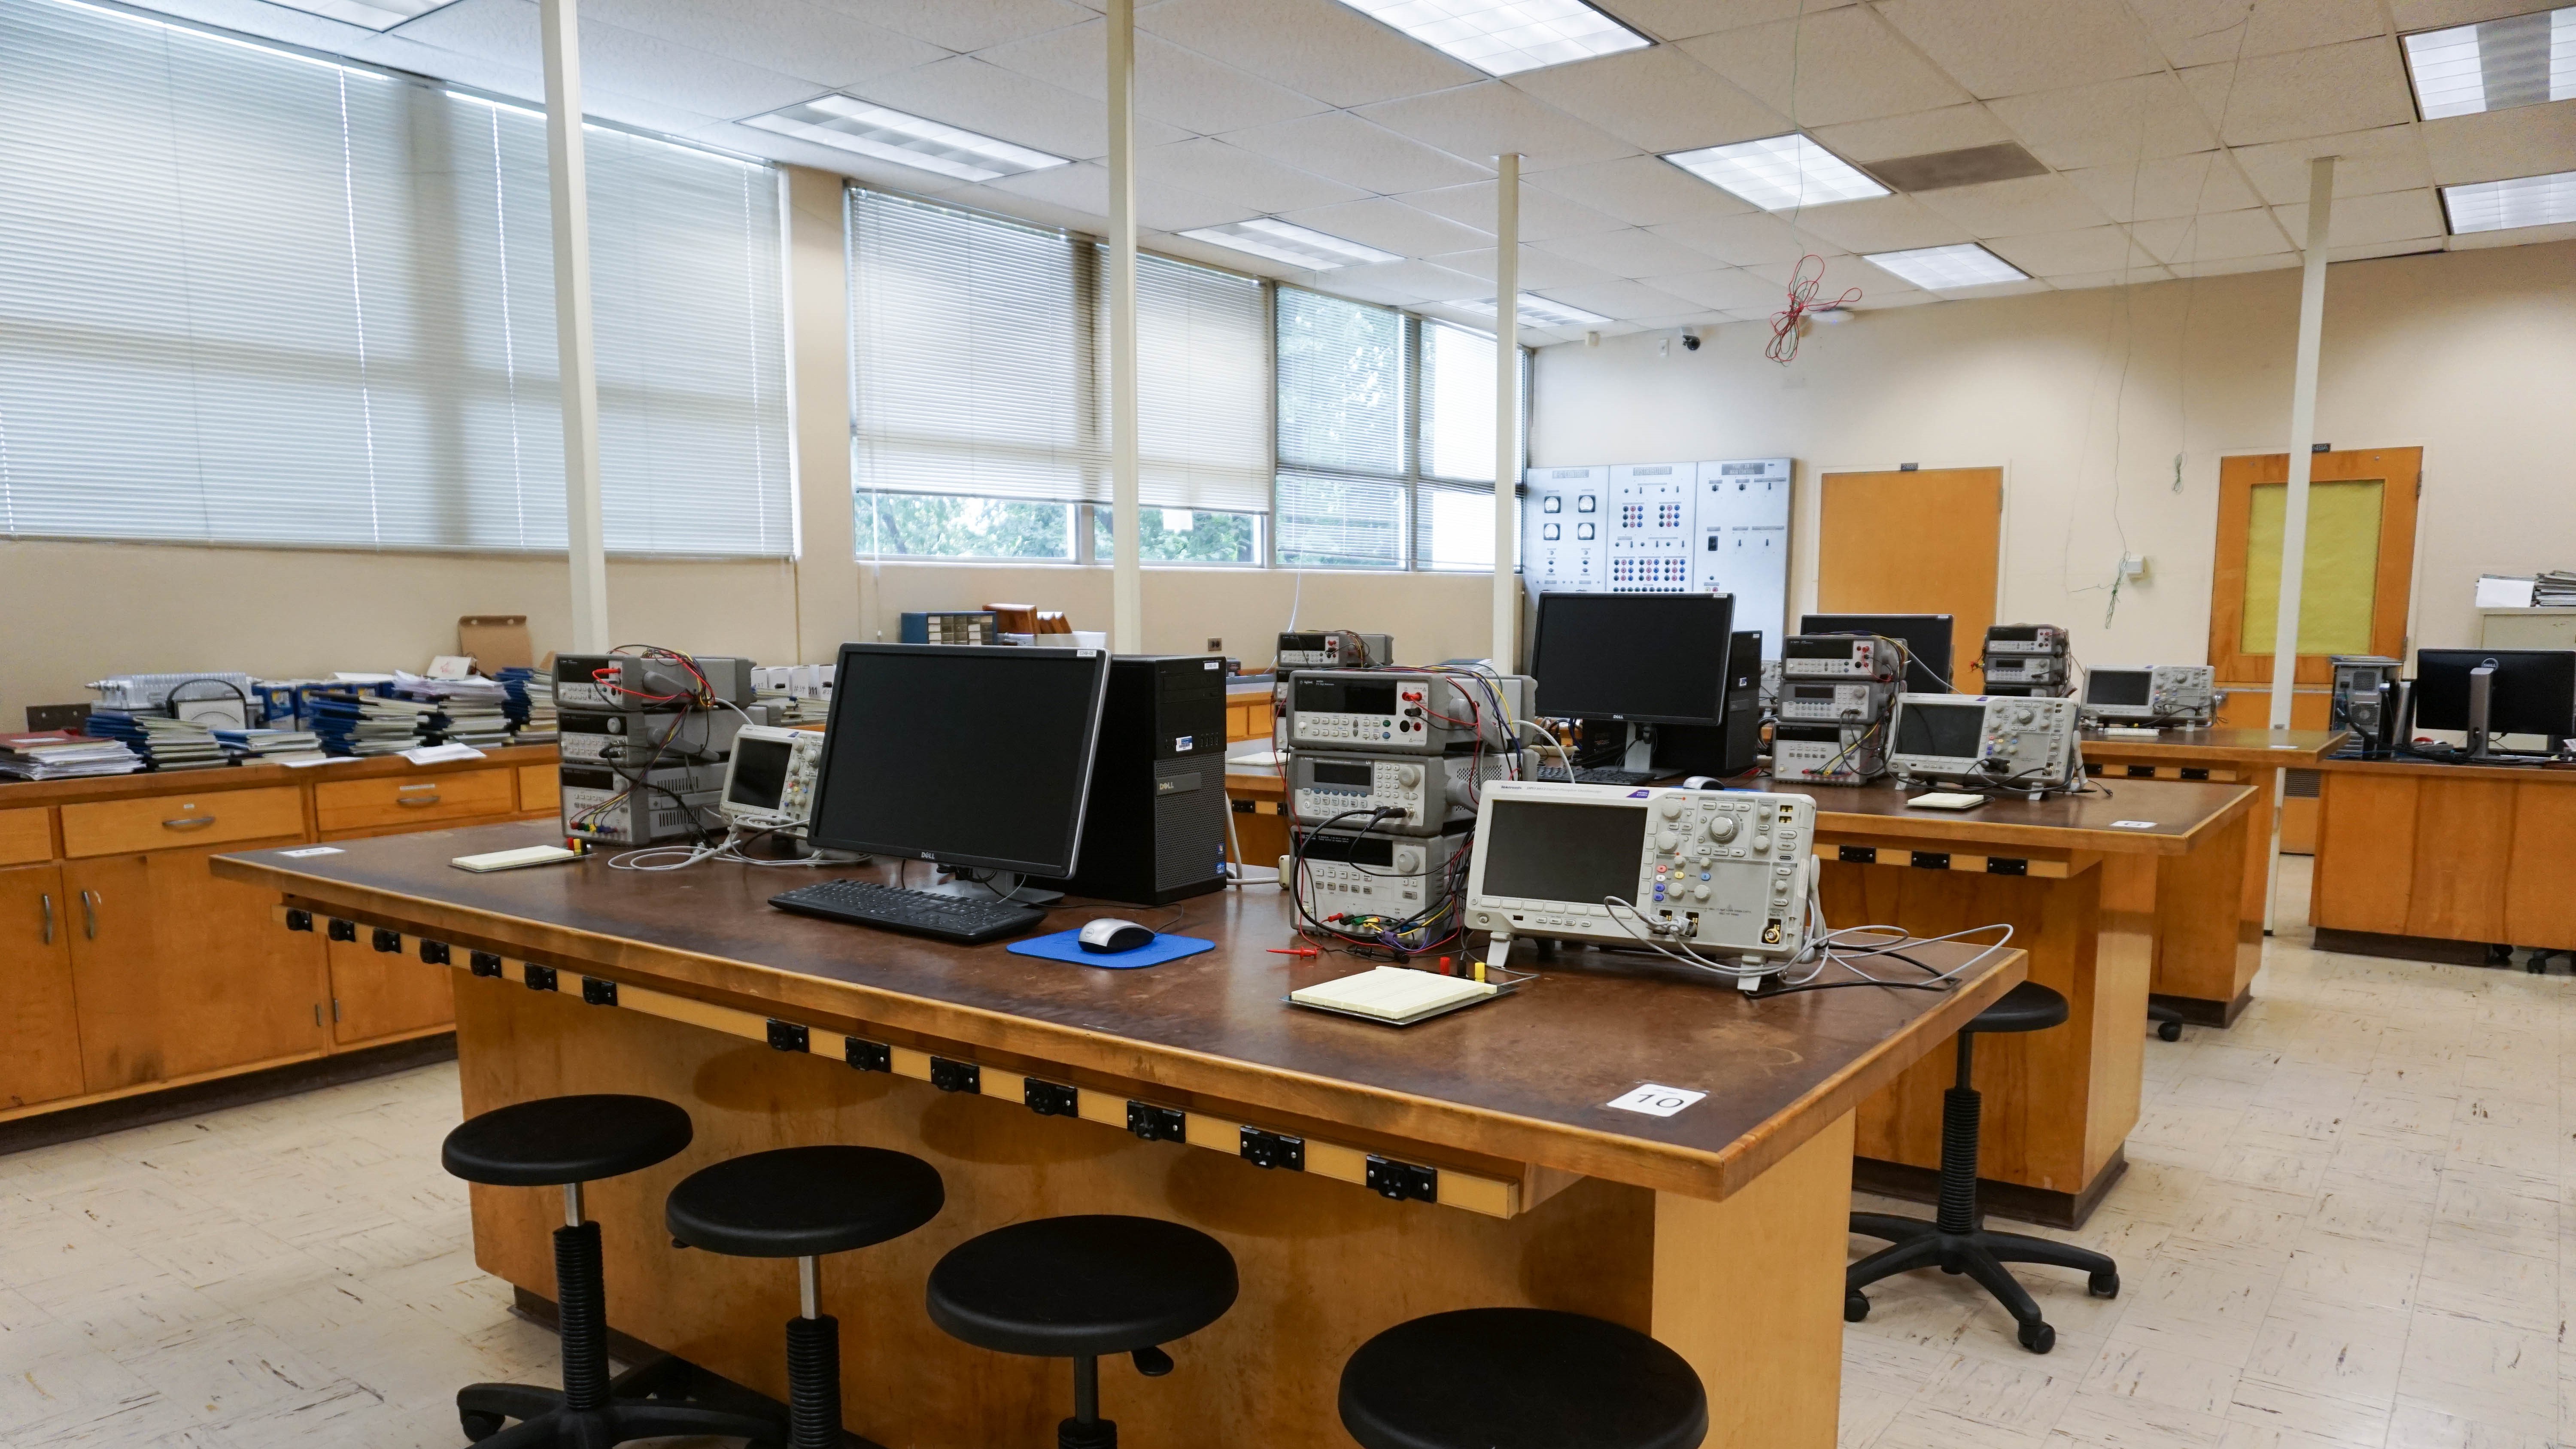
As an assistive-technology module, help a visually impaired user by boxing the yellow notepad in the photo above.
[1290,967,1495,1023]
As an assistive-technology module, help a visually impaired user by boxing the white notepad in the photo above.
[452,844,583,872]
[1290,967,1495,1023]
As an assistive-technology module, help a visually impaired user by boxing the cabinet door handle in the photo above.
[40,892,53,946]
[80,890,98,940]
[161,815,217,830]
[398,793,441,807]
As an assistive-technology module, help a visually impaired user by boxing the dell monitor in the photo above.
[805,643,1110,879]
[1531,593,1737,724]
[2413,648,2576,753]
[1800,613,1955,694]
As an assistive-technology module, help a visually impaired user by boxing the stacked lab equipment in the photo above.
[1772,634,1902,784]
[1981,623,2074,697]
[553,653,761,846]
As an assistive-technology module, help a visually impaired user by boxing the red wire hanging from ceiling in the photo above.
[1767,254,1861,365]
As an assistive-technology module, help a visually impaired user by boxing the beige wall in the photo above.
[1532,240,2576,672]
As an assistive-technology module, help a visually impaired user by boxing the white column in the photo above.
[541,0,608,654]
[1106,0,1142,653]
[1491,152,1521,668]
[2261,154,2335,932]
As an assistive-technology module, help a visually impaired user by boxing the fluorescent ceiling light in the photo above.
[1455,294,1610,328]
[255,0,458,29]
[2442,169,2576,232]
[2402,6,2576,119]
[1177,219,1400,269]
[1862,243,2028,290]
[1662,134,1888,213]
[1329,0,1650,76]
[743,96,1068,182]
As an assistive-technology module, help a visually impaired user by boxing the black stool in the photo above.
[926,1215,1238,1448]
[441,1094,783,1446]
[1845,981,2119,1353]
[1339,1308,1707,1449]
[666,1145,947,1449]
[2147,1002,2185,1041]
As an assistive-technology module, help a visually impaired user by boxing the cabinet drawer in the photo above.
[516,763,559,814]
[0,807,51,865]
[62,787,305,858]
[316,769,515,833]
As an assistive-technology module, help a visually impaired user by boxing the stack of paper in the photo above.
[85,711,230,771]
[212,728,328,765]
[2536,571,2576,608]
[309,692,439,756]
[0,730,143,781]
[1288,966,1496,1024]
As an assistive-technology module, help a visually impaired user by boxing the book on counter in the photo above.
[83,711,232,771]
[212,728,329,765]
[0,729,144,780]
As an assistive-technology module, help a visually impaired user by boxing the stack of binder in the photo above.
[213,728,328,765]
[309,692,438,756]
[498,668,558,744]
[85,711,231,771]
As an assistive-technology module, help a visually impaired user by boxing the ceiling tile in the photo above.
[1530,226,1729,277]
[2272,187,2447,246]
[1525,155,1759,225]
[978,24,1327,135]
[574,21,836,118]
[388,0,544,64]
[1151,229,1313,277]
[2324,237,2447,261]
[1875,0,2163,98]
[1810,104,2013,163]
[1602,0,1858,43]
[1355,82,1640,171]
[1535,278,1706,322]
[1912,173,2113,235]
[2167,252,2300,275]
[2047,264,2177,287]
[2062,152,2262,220]
[1221,111,1493,194]
[2388,0,2553,29]
[2126,0,2387,69]
[2419,106,2576,186]
[1650,210,1852,265]
[1140,138,1370,212]
[982,161,1251,231]
[2133,207,2297,261]
[2230,124,2431,202]
[853,55,1188,158]
[939,182,1115,233]
[1842,288,1939,309]
[1504,46,1789,154]
[1779,194,1976,251]
[1137,0,1480,108]
[1425,245,1623,291]
[2179,38,2417,146]
[815,0,1094,54]
[1282,197,1495,256]
[1677,8,1970,127]
[578,0,945,90]
[1745,254,1895,291]
[1987,73,2218,170]
[1313,258,1491,303]
[1400,180,1628,241]
[1983,225,2162,275]
[1639,265,1800,310]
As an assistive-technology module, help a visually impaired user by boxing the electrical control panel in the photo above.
[561,762,728,844]
[1289,752,1504,835]
[1284,671,1511,755]
[1781,634,1903,683]
[1773,724,1886,785]
[1981,653,2071,687]
[1464,782,1816,964]
[559,707,753,768]
[1693,459,1790,656]
[1776,680,1896,724]
[1888,694,2084,790]
[1982,624,2069,656]
[2081,665,2217,726]
[1606,463,1693,592]
[1284,826,1467,921]
[1522,467,1607,596]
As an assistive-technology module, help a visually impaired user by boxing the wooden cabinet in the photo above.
[516,763,558,814]
[327,932,456,1047]
[61,840,330,1093]
[316,768,516,836]
[0,807,52,865]
[0,863,88,1110]
[61,786,303,857]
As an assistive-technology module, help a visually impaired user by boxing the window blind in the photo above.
[1274,287,1406,568]
[0,0,791,555]
[1108,249,1270,513]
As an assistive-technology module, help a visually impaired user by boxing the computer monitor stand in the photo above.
[2466,666,2495,762]
[920,870,1066,907]
[1622,724,1656,773]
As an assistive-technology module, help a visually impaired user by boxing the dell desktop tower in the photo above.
[1652,629,1765,779]
[1038,655,1231,905]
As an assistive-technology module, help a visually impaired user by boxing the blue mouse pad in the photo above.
[1006,929,1217,970]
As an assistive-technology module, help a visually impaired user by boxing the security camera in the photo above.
[1680,330,1701,352]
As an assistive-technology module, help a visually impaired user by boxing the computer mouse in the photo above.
[1077,917,1155,953]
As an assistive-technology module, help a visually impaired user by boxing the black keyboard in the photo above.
[769,879,1049,945]
[1534,766,1659,786]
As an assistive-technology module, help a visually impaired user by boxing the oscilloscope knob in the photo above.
[1707,817,1738,842]
[1659,799,1683,819]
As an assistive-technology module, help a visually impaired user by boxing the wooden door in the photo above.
[1818,468,2001,689]
[0,863,88,1111]
[2209,448,2419,686]
[329,933,456,1046]
[63,841,330,1092]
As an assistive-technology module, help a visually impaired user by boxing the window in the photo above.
[1092,507,1264,565]
[1415,320,1530,571]
[848,190,1271,560]
[0,0,791,554]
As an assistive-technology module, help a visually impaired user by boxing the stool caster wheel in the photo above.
[1844,1291,1870,1323]
[460,1409,505,1442]
[2088,1270,2120,1299]
[2157,1018,2182,1041]
[2017,1319,2055,1354]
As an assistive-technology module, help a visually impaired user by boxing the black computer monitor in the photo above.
[805,644,1110,876]
[1800,613,1955,694]
[1531,593,1736,724]
[2413,648,2576,741]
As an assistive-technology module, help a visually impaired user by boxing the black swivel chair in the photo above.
[440,1094,788,1446]
[1844,981,2121,1353]
[666,1145,947,1449]
[926,1215,1238,1448]
[1338,1307,1707,1449]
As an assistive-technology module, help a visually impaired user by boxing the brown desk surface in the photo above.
[2076,727,2349,766]
[214,820,2018,1201]
[2309,752,2576,784]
